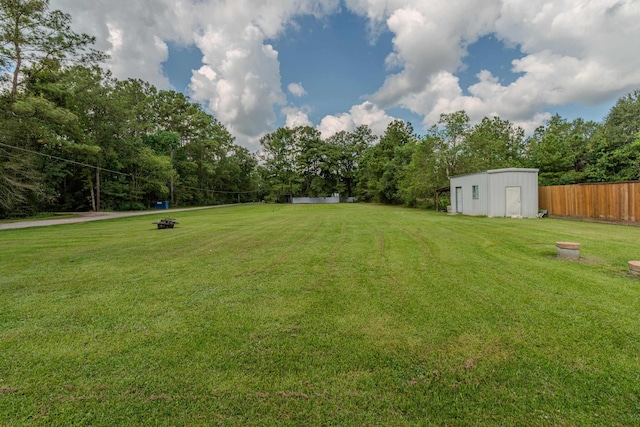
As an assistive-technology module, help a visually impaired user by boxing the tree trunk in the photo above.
[11,40,21,99]
[89,176,96,212]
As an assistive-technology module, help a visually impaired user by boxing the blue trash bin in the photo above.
[155,201,169,209]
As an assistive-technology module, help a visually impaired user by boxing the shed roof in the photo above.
[450,167,538,179]
[486,168,539,174]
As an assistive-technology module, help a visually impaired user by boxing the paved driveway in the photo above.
[0,205,238,230]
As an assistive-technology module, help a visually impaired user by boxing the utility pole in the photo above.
[96,166,101,212]
[170,146,174,205]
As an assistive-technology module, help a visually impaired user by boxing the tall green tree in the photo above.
[61,66,127,211]
[327,125,375,198]
[357,120,416,204]
[397,135,442,207]
[0,107,43,215]
[225,145,259,203]
[291,126,326,196]
[464,116,525,172]
[0,63,97,215]
[141,130,179,203]
[152,90,225,204]
[175,112,238,205]
[259,127,298,202]
[431,111,471,178]
[0,0,104,99]
[528,114,600,185]
[0,0,103,217]
[588,90,640,182]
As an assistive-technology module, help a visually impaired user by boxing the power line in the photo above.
[0,141,261,194]
[176,184,260,194]
[0,141,131,177]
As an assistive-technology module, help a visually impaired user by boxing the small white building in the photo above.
[292,193,340,204]
[449,168,539,218]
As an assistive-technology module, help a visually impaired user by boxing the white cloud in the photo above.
[513,112,553,136]
[287,82,307,97]
[317,101,396,138]
[51,0,196,89]
[49,0,640,150]
[189,24,286,142]
[317,113,354,139]
[282,106,313,128]
[345,0,640,131]
[178,0,338,149]
[50,0,340,150]
[179,0,341,149]
[361,1,502,108]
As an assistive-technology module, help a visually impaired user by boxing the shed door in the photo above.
[455,187,463,213]
[505,186,521,217]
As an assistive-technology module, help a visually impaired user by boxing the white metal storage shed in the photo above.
[449,168,539,218]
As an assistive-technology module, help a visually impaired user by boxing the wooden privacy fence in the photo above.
[539,182,640,222]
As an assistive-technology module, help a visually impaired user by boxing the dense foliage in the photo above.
[260,95,640,208]
[0,1,259,218]
[1,1,639,217]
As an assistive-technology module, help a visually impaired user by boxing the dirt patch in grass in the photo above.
[145,394,173,402]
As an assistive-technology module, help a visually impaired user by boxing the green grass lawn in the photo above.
[1,204,640,426]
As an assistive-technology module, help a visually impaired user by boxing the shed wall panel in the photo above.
[487,169,539,217]
[450,168,538,218]
[449,173,488,216]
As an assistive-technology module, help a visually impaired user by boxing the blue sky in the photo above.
[269,12,393,123]
[53,0,639,149]
[161,9,402,131]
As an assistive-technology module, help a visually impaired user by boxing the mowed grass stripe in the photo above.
[1,204,639,425]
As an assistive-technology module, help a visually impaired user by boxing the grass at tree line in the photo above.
[1,204,639,426]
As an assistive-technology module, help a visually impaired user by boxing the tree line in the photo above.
[0,0,260,218]
[260,93,640,208]
[2,1,640,218]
